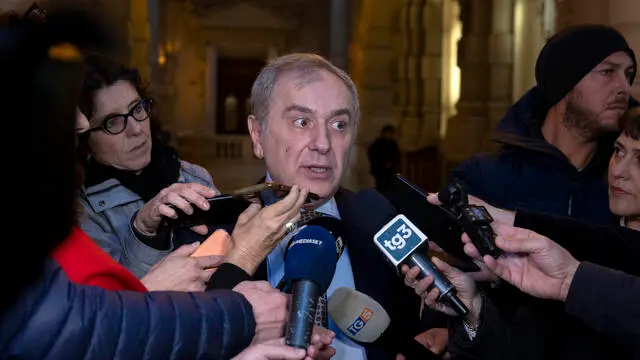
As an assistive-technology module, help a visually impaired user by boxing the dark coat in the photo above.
[452,86,626,225]
[0,259,256,360]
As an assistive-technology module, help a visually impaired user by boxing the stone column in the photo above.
[348,0,400,189]
[420,0,445,148]
[330,0,350,71]
[485,0,514,150]
[147,0,161,89]
[398,0,426,150]
[441,0,492,165]
[129,0,151,80]
[512,0,544,102]
[205,46,218,136]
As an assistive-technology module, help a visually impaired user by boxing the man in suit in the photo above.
[240,53,425,360]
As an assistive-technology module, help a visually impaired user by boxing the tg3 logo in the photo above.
[383,223,412,251]
[374,215,427,265]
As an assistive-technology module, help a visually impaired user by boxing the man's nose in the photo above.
[310,125,330,154]
[615,71,632,97]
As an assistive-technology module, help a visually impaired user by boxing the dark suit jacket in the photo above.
[248,188,427,360]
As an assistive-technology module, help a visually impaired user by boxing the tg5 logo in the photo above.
[347,308,375,335]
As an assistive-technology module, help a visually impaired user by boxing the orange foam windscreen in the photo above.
[190,229,232,258]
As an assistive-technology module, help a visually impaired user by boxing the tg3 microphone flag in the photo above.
[348,189,468,317]
[283,225,338,349]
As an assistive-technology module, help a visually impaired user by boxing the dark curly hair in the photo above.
[77,53,170,161]
[621,107,640,140]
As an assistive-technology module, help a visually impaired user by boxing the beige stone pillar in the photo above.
[442,0,492,164]
[420,0,445,148]
[512,0,545,101]
[398,0,426,150]
[348,0,400,189]
[129,0,151,80]
[485,0,514,150]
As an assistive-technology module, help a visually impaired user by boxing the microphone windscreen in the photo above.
[346,189,398,236]
[284,225,337,293]
[305,215,344,242]
[328,287,390,343]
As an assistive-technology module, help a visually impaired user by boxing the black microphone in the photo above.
[347,189,468,317]
[283,225,338,349]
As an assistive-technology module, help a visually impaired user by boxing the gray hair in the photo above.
[250,53,360,129]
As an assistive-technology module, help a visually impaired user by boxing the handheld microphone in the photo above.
[385,174,499,260]
[348,189,468,317]
[283,225,338,349]
[328,287,445,360]
[328,287,390,343]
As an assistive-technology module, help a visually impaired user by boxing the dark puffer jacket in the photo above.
[0,260,256,360]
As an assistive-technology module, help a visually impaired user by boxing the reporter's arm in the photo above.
[78,201,173,278]
[206,262,252,290]
[565,262,640,349]
[449,292,552,360]
[514,209,640,275]
[0,260,255,360]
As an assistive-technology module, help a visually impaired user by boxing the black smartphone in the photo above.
[383,174,481,272]
[162,195,252,229]
[161,182,321,229]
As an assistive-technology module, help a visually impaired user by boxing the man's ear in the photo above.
[247,115,264,159]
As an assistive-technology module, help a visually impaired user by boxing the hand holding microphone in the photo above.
[348,189,468,317]
[283,225,338,350]
[401,258,482,327]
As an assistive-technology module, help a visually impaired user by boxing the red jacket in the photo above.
[52,226,147,292]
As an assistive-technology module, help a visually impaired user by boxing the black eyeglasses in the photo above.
[88,98,152,135]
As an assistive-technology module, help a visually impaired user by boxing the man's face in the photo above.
[563,51,635,139]
[248,70,356,200]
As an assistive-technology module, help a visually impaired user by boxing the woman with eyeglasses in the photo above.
[76,54,308,292]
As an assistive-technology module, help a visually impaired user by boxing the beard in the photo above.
[563,92,608,141]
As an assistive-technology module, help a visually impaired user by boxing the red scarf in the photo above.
[52,227,147,292]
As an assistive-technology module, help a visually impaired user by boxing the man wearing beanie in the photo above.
[445,24,638,360]
[453,24,637,225]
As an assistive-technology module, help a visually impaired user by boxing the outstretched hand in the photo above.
[468,224,580,302]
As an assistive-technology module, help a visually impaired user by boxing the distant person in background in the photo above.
[368,125,401,193]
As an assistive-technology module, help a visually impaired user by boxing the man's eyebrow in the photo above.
[283,104,314,114]
[329,108,351,119]
[599,60,635,72]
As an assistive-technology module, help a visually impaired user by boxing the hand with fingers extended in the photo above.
[465,224,580,302]
[401,257,483,327]
[227,185,309,275]
[234,281,290,345]
[141,242,224,291]
[133,182,218,236]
